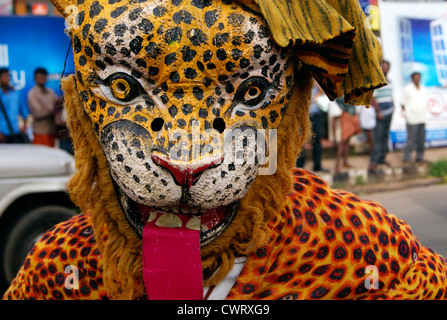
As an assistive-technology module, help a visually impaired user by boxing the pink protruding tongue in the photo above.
[142,211,203,300]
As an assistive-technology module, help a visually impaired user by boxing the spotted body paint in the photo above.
[70,0,293,242]
[5,170,447,300]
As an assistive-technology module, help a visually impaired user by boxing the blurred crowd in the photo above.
[0,67,73,155]
[296,60,429,174]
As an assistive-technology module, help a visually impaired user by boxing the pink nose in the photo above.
[151,153,224,188]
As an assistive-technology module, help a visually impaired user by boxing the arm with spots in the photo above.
[3,244,51,300]
[3,214,107,300]
[382,246,447,300]
[333,189,447,300]
[355,204,447,300]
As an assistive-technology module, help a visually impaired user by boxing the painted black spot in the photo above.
[145,42,161,59]
[226,61,235,72]
[198,108,208,118]
[181,46,196,62]
[114,23,127,37]
[187,28,207,46]
[378,231,389,246]
[177,118,186,128]
[343,230,355,244]
[253,44,263,59]
[110,5,127,18]
[310,286,329,299]
[78,55,87,66]
[216,48,227,61]
[129,36,143,55]
[213,118,226,133]
[203,50,213,62]
[213,33,229,47]
[138,19,153,34]
[240,58,250,69]
[128,8,142,21]
[243,30,255,43]
[153,5,167,17]
[81,24,90,39]
[79,90,89,101]
[304,210,317,226]
[228,12,245,26]
[191,0,212,9]
[261,116,268,129]
[225,83,234,94]
[231,48,243,61]
[316,246,329,259]
[73,35,82,53]
[334,247,346,260]
[84,46,93,58]
[398,240,410,259]
[169,71,180,83]
[299,263,312,274]
[164,27,182,43]
[184,67,197,79]
[242,284,255,294]
[329,268,345,281]
[165,52,177,65]
[364,249,377,265]
[193,87,204,101]
[269,110,279,123]
[173,10,193,24]
[173,88,184,99]
[204,10,217,28]
[181,104,193,115]
[89,1,103,18]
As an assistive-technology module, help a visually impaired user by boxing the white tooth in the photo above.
[171,207,179,214]
[181,207,191,214]
[186,217,200,231]
[156,213,182,228]
[148,212,157,223]
[190,207,199,214]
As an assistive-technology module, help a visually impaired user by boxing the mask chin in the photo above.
[114,184,239,247]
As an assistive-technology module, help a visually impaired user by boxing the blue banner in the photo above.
[0,16,75,99]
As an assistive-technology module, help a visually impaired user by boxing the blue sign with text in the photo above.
[0,16,75,99]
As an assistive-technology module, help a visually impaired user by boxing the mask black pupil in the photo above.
[248,87,258,97]
[117,82,127,92]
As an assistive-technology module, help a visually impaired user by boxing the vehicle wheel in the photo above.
[2,205,76,284]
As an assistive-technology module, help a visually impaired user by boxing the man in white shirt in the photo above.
[401,72,427,162]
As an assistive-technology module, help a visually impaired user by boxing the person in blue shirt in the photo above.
[0,68,29,143]
[369,61,394,173]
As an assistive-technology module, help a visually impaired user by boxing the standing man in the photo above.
[0,68,29,143]
[401,72,427,163]
[296,84,329,173]
[27,67,59,147]
[369,60,394,173]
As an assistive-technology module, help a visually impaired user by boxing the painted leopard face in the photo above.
[71,0,293,245]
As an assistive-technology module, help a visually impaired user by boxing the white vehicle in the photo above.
[0,144,76,294]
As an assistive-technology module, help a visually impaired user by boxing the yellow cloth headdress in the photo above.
[238,0,386,105]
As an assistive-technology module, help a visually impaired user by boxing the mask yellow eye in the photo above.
[98,72,147,104]
[244,86,262,101]
[111,78,131,100]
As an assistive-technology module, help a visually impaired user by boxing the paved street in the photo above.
[362,184,447,258]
